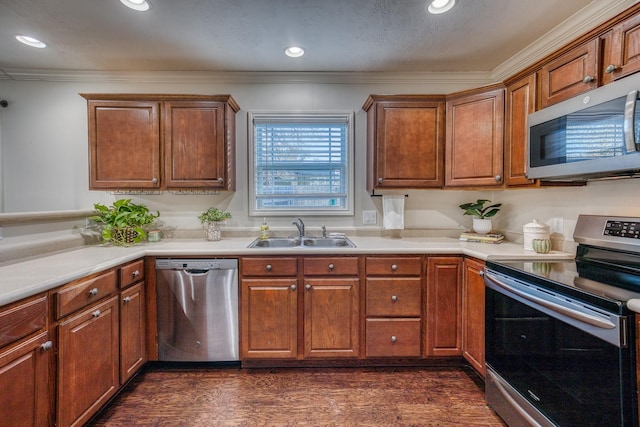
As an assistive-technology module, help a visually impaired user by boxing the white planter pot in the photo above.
[472,218,492,234]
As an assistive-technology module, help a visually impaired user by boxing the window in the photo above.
[248,111,354,216]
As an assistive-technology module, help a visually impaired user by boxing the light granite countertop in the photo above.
[0,236,573,307]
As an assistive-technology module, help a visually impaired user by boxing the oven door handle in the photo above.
[485,271,616,330]
[486,369,546,427]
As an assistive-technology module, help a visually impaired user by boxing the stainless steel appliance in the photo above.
[485,215,640,426]
[156,258,239,362]
[528,73,640,181]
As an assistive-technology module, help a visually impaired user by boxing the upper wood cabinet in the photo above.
[607,13,640,82]
[445,84,505,188]
[504,73,537,187]
[363,95,445,189]
[82,94,239,191]
[539,39,598,108]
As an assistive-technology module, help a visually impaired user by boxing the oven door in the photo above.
[484,269,636,427]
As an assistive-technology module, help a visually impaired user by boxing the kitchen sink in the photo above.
[248,236,356,248]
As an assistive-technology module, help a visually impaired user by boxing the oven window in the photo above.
[485,287,635,426]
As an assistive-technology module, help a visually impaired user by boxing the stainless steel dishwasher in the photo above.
[156,258,239,362]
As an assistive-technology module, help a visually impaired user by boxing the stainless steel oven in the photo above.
[485,215,640,426]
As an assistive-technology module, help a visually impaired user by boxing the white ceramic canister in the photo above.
[523,219,550,251]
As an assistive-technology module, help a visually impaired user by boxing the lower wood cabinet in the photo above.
[426,257,463,356]
[462,258,486,377]
[120,282,146,383]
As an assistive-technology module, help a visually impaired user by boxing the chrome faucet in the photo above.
[293,217,305,238]
[321,225,327,238]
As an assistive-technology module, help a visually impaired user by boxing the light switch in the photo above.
[363,210,377,225]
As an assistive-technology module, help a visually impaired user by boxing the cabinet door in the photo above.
[120,283,146,384]
[539,39,598,108]
[0,331,51,427]
[609,13,640,81]
[303,278,359,358]
[369,100,445,188]
[87,100,161,189]
[463,258,486,377]
[426,257,462,356]
[163,101,227,189]
[505,73,537,187]
[445,86,504,188]
[57,296,119,427]
[241,279,298,359]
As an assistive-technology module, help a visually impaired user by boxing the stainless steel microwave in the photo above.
[528,73,640,181]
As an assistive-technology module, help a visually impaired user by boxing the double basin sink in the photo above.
[248,236,356,248]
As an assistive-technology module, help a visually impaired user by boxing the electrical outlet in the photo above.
[363,210,377,225]
[550,217,564,234]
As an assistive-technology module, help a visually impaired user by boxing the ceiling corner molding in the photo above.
[0,69,493,86]
[491,0,637,82]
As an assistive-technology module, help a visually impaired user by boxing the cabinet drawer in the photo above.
[366,319,421,357]
[366,278,422,317]
[365,257,422,276]
[303,257,359,276]
[0,295,47,348]
[119,259,144,289]
[55,270,118,319]
[242,257,297,277]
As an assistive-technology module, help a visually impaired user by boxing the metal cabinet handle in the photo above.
[88,288,99,297]
[92,310,101,318]
[583,75,594,83]
[605,64,619,74]
[123,296,131,303]
[290,284,297,291]
[377,177,383,184]
[218,177,224,184]
[328,263,335,271]
[391,295,398,302]
[390,336,397,343]
[305,284,311,290]
[151,178,158,184]
[132,270,140,277]
[40,341,53,351]
[494,174,502,182]
[266,264,273,272]
[391,264,398,271]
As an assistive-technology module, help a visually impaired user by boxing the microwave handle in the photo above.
[624,89,639,152]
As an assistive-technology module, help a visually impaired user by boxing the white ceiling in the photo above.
[0,0,634,75]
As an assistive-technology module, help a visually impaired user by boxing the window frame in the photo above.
[248,111,355,217]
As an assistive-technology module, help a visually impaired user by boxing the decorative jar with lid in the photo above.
[523,219,550,251]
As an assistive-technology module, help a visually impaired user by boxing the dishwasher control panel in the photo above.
[155,258,238,270]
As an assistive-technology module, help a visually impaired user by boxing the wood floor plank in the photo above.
[88,366,506,426]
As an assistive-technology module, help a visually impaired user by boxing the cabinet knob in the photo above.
[305,284,311,290]
[328,263,335,271]
[391,295,398,302]
[151,178,158,184]
[494,175,502,182]
[92,310,101,318]
[123,296,131,303]
[390,336,397,343]
[605,64,619,74]
[132,270,140,277]
[479,270,485,277]
[218,177,224,184]
[40,341,53,351]
[583,75,594,83]
[88,288,99,297]
[377,177,383,184]
[266,264,273,272]
[290,284,297,291]
[391,264,398,271]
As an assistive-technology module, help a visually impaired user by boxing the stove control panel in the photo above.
[604,220,640,239]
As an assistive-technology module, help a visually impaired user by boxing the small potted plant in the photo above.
[198,207,232,241]
[90,199,160,245]
[459,199,501,234]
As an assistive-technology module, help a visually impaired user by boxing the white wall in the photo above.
[1,75,640,244]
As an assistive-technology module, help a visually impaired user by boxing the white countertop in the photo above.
[0,236,572,307]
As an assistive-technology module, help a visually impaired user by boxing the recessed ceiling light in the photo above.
[427,0,455,14]
[284,46,305,58]
[15,35,47,49]
[120,0,151,12]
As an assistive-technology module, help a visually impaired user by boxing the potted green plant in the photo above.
[198,207,232,241]
[459,199,501,234]
[90,199,160,245]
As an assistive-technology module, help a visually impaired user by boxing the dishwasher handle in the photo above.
[185,269,210,276]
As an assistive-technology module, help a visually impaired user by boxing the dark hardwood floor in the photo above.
[88,365,506,426]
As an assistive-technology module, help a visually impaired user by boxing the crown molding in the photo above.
[492,0,638,81]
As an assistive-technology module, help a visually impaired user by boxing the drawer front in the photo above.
[366,278,422,317]
[303,257,359,276]
[366,318,421,357]
[242,257,298,277]
[119,259,144,289]
[0,295,47,348]
[55,270,118,319]
[365,257,422,276]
